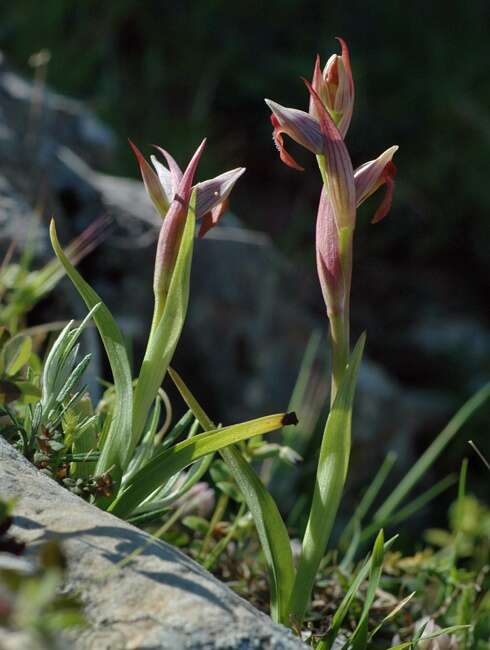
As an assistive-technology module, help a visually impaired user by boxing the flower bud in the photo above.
[131,142,245,237]
[153,140,206,305]
[310,38,354,138]
[316,187,344,316]
[305,79,356,231]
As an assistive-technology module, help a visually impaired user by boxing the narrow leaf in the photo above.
[109,411,293,518]
[385,625,470,650]
[169,366,296,625]
[339,450,397,551]
[372,382,490,527]
[70,394,97,480]
[322,535,398,650]
[369,591,416,641]
[221,446,296,624]
[50,221,134,476]
[361,474,457,541]
[350,529,385,649]
[2,335,32,376]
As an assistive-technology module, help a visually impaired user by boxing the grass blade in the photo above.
[361,474,458,541]
[221,446,296,624]
[319,535,398,650]
[168,367,213,430]
[368,591,416,641]
[372,382,490,525]
[386,625,470,650]
[349,529,385,650]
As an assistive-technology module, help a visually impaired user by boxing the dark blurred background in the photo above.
[0,2,488,529]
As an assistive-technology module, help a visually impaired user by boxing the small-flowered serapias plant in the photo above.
[264,37,398,624]
[2,136,297,514]
[1,36,489,649]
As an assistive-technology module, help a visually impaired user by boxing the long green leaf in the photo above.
[2,334,32,376]
[361,474,457,541]
[368,591,416,642]
[317,535,398,650]
[169,366,296,625]
[50,221,134,476]
[288,333,366,626]
[132,191,196,441]
[349,530,385,650]
[386,625,470,650]
[221,447,296,624]
[70,394,97,479]
[109,411,293,518]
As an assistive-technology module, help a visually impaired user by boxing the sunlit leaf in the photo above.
[318,535,398,650]
[109,411,293,518]
[2,334,32,376]
[350,529,385,649]
[50,221,133,477]
[369,382,490,537]
[169,366,296,625]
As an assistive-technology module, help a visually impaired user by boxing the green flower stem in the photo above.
[287,155,359,626]
[198,493,229,562]
[287,335,365,626]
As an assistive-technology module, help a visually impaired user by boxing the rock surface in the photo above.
[0,437,306,650]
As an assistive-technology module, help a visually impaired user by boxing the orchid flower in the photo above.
[264,38,354,173]
[265,60,398,405]
[219,36,401,629]
[316,145,398,315]
[309,37,354,138]
[130,140,245,318]
[264,99,324,171]
[150,139,206,313]
[129,140,245,238]
[265,82,356,235]
[354,145,398,223]
[266,81,398,318]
